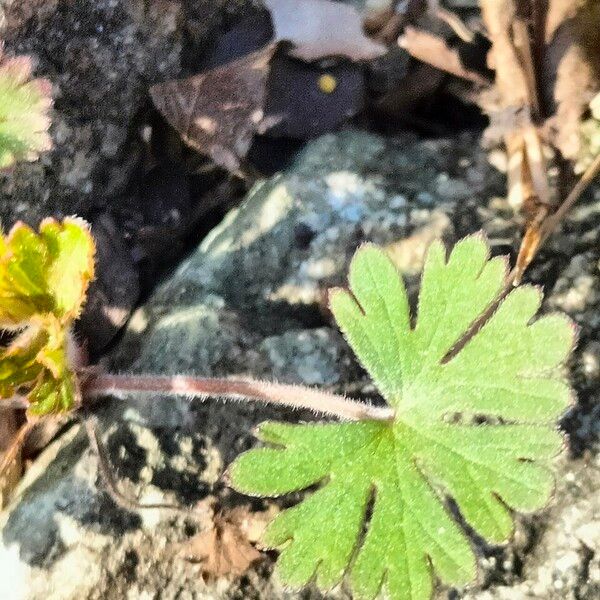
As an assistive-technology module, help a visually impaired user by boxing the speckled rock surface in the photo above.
[113,130,498,379]
[2,130,600,599]
[0,0,250,224]
[1,0,177,223]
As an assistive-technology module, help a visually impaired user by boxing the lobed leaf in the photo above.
[0,218,94,415]
[0,218,94,327]
[229,235,575,600]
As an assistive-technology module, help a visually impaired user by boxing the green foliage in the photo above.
[229,236,575,600]
[0,44,52,169]
[0,218,94,415]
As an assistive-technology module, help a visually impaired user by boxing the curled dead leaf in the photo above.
[152,41,367,170]
[150,45,277,173]
[399,26,489,85]
[179,505,276,580]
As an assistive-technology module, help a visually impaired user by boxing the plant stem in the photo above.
[538,152,600,248]
[84,416,206,519]
[83,373,395,422]
[446,154,600,361]
[0,419,34,480]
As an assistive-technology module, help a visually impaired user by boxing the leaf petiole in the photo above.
[82,373,395,422]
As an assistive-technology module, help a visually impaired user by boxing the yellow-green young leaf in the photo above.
[38,218,96,321]
[0,218,95,327]
[0,45,52,169]
[0,318,79,415]
[27,369,78,416]
[0,218,94,415]
[229,236,576,600]
[0,326,47,397]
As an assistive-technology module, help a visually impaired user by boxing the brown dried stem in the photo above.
[84,416,205,519]
[0,419,34,484]
[538,152,600,247]
[447,151,600,360]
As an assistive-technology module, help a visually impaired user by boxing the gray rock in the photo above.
[115,130,498,380]
[260,328,349,386]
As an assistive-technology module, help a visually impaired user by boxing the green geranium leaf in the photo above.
[0,44,52,169]
[229,236,575,600]
[0,218,94,415]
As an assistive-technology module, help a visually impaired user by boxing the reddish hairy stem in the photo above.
[83,373,395,422]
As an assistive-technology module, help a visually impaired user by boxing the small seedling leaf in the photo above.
[0,218,94,327]
[0,218,94,415]
[0,44,52,169]
[229,236,575,600]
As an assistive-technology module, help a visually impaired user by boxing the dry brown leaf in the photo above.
[480,0,531,110]
[545,0,586,44]
[150,45,277,173]
[478,1,553,282]
[364,0,426,45]
[544,2,600,161]
[264,0,386,61]
[481,0,600,160]
[0,410,22,507]
[179,505,274,580]
[364,6,403,45]
[399,26,488,85]
[480,0,599,280]
[507,126,554,282]
[478,2,551,279]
